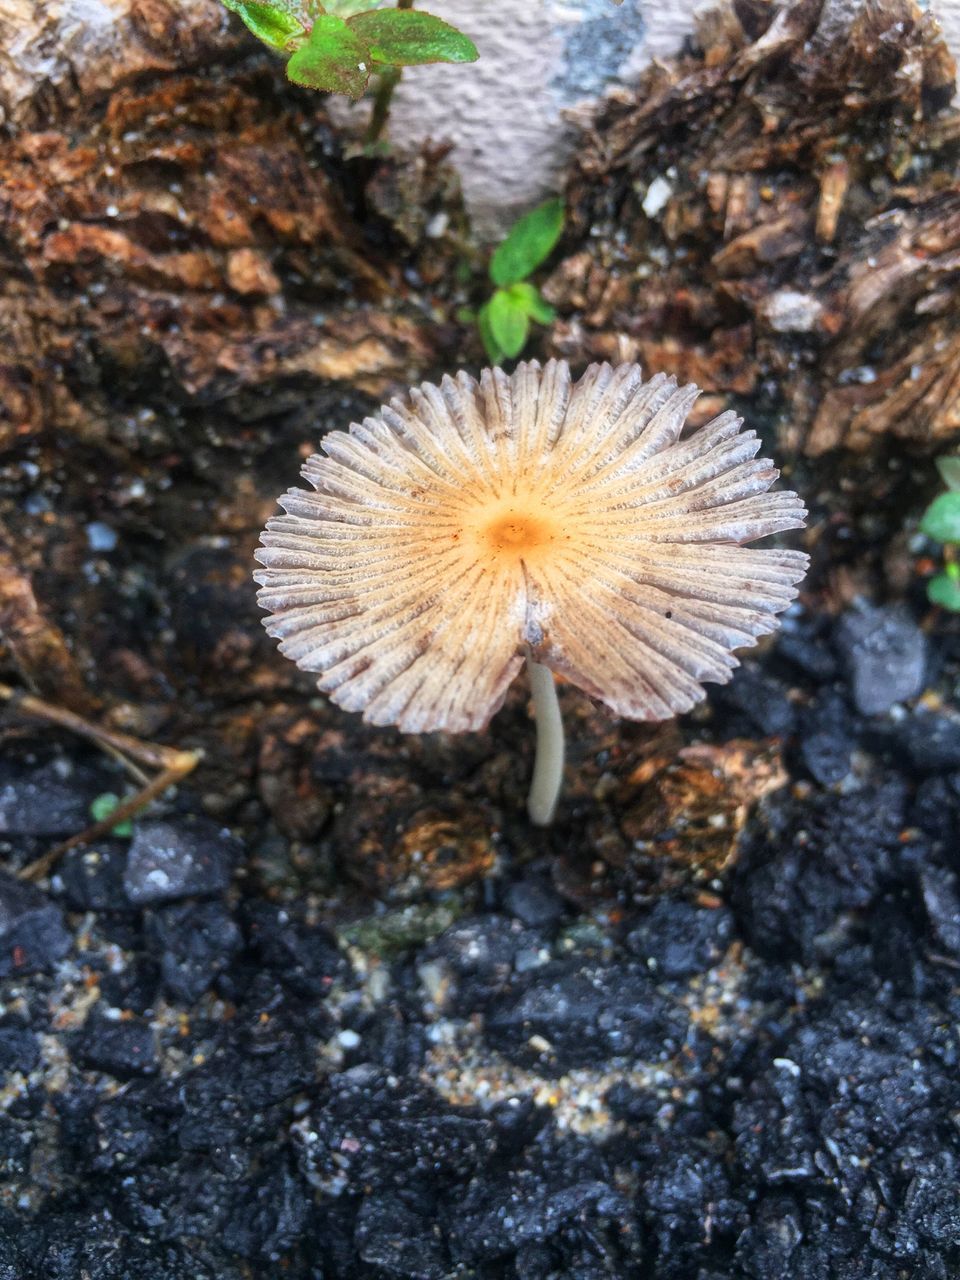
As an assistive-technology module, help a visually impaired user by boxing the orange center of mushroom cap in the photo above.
[467,502,560,563]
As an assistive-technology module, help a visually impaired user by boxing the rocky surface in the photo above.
[0,602,956,1277]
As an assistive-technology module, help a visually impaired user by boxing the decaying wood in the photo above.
[0,0,231,129]
[558,0,960,463]
[0,1,462,461]
[0,544,97,714]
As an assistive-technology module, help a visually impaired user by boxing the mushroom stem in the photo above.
[526,653,565,826]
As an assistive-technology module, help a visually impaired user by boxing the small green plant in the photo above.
[476,198,565,364]
[90,792,134,838]
[920,454,960,611]
[221,0,477,139]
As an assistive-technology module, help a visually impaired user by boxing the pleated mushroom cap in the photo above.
[255,360,808,732]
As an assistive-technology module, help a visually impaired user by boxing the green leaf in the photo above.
[477,302,505,365]
[221,0,306,50]
[506,281,556,325]
[90,792,133,838]
[488,288,529,359]
[928,570,960,611]
[920,491,960,544]
[936,455,960,493]
[490,197,565,287]
[287,14,371,98]
[323,0,384,15]
[346,9,478,66]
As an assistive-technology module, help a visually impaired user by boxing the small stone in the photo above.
[717,666,795,737]
[58,842,129,911]
[895,711,960,772]
[625,898,734,978]
[484,961,688,1069]
[642,175,673,217]
[834,604,926,716]
[71,1011,159,1078]
[246,902,342,998]
[776,626,838,682]
[0,1117,33,1180]
[0,1026,40,1074]
[919,864,960,957]
[799,729,852,786]
[355,1191,449,1279]
[503,878,566,929]
[0,757,104,836]
[0,873,71,976]
[85,521,117,551]
[124,817,238,905]
[146,901,243,1003]
[760,288,824,333]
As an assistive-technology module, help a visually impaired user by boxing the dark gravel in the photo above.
[123,817,238,905]
[0,872,71,976]
[2,592,960,1280]
[833,603,928,716]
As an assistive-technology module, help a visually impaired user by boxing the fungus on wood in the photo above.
[255,359,807,824]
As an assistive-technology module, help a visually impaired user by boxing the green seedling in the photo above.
[920,454,960,611]
[221,0,477,137]
[90,792,134,838]
[476,198,564,364]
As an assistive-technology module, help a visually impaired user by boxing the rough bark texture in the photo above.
[556,0,960,465]
[0,0,466,462]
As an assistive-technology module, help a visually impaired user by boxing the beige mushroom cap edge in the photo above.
[254,359,809,822]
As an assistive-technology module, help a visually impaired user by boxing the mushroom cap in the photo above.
[255,360,808,732]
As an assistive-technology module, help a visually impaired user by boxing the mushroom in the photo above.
[254,360,808,825]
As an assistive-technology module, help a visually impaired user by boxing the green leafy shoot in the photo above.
[90,792,134,838]
[322,0,386,15]
[488,288,530,360]
[287,13,371,97]
[490,198,565,288]
[928,566,960,611]
[348,9,477,65]
[477,199,564,364]
[477,303,504,366]
[220,0,477,103]
[920,491,960,545]
[221,0,307,50]
[920,457,960,612]
[935,455,960,493]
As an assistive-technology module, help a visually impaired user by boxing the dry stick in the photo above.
[0,683,201,882]
[525,653,564,826]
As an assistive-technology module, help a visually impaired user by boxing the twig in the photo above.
[0,682,201,882]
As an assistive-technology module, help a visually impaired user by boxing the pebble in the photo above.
[146,901,243,1003]
[503,878,567,929]
[484,961,689,1069]
[71,1011,159,1078]
[123,818,238,905]
[0,873,71,976]
[833,604,926,716]
[625,898,734,978]
[0,1026,40,1074]
[58,842,130,912]
[0,757,105,836]
[895,711,960,772]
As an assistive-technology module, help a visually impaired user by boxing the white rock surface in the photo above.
[388,0,700,237]
[386,0,960,237]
